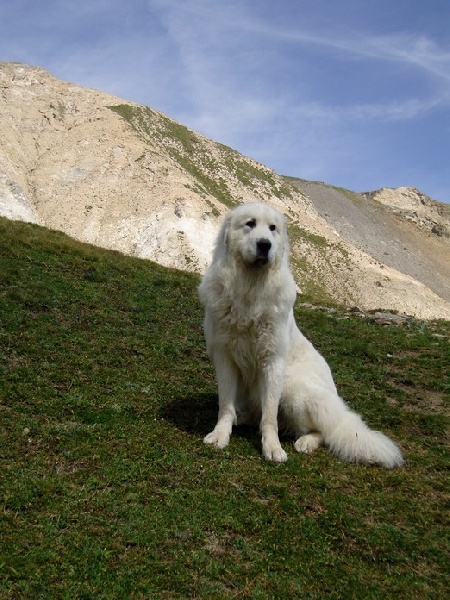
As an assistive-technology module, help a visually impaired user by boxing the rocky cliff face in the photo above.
[1,62,449,320]
[367,187,450,238]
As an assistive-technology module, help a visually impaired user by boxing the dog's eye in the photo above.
[269,224,276,232]
[246,220,256,229]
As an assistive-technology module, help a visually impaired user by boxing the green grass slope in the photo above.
[1,217,448,598]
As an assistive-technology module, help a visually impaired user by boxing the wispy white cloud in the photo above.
[144,0,450,125]
[265,28,450,83]
[1,0,449,199]
[286,95,448,125]
[360,34,450,82]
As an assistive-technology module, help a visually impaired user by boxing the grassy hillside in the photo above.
[1,217,448,598]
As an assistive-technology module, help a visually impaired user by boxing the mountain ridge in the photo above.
[1,62,449,319]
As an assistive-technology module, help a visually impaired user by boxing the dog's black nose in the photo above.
[256,239,272,257]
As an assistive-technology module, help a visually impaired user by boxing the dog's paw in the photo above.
[204,429,230,449]
[294,433,321,454]
[263,442,288,463]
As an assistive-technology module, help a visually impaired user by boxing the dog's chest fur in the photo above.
[211,277,288,374]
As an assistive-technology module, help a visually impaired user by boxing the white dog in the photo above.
[198,203,403,467]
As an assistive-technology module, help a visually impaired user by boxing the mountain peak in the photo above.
[0,63,449,319]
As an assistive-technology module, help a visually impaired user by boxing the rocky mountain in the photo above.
[1,62,449,320]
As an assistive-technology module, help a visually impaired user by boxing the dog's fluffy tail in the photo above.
[323,409,403,468]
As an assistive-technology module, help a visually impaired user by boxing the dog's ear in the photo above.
[213,211,233,262]
[221,212,232,250]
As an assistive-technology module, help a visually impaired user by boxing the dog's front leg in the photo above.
[260,360,287,463]
[204,351,238,449]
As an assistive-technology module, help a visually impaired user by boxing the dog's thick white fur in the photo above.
[198,203,403,467]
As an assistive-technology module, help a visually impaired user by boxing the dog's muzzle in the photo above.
[255,239,272,263]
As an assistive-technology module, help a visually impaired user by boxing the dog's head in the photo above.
[215,203,288,269]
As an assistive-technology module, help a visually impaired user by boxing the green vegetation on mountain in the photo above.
[109,104,294,207]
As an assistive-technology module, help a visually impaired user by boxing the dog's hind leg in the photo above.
[294,432,324,454]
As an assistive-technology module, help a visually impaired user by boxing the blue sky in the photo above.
[1,0,449,201]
